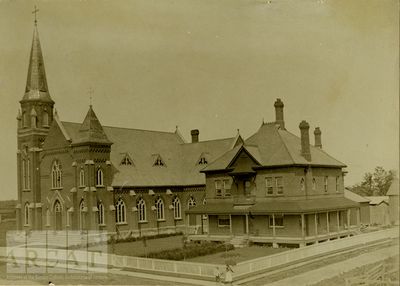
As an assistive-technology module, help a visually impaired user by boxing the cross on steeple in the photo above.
[88,87,94,107]
[32,6,39,25]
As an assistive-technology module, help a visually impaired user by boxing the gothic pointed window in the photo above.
[116,198,126,224]
[51,160,62,189]
[79,168,85,187]
[79,200,86,230]
[155,197,164,221]
[96,168,104,186]
[120,153,133,166]
[22,159,26,190]
[98,202,105,225]
[300,178,305,191]
[188,196,196,209]
[153,154,166,167]
[46,208,51,227]
[24,202,30,226]
[31,115,37,128]
[43,111,49,127]
[137,198,146,222]
[172,196,181,219]
[312,178,316,191]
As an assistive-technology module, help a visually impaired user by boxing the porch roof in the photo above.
[186,197,359,215]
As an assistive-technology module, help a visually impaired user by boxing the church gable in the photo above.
[42,119,71,151]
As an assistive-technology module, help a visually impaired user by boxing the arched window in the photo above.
[51,161,62,188]
[79,200,86,230]
[43,111,49,127]
[22,159,26,190]
[54,200,62,230]
[312,178,316,191]
[24,202,30,226]
[188,196,196,209]
[22,112,26,128]
[300,178,305,191]
[79,168,85,187]
[46,208,51,226]
[116,198,126,224]
[172,196,181,219]
[98,203,105,225]
[26,159,31,189]
[96,168,104,186]
[54,200,61,212]
[137,198,146,222]
[155,197,164,221]
[31,115,37,128]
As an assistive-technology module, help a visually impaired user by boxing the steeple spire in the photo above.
[21,18,53,103]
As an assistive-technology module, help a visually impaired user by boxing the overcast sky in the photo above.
[0,0,398,200]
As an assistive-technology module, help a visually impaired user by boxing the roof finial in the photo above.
[32,5,39,26]
[237,128,240,135]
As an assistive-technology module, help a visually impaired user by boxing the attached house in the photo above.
[187,99,360,247]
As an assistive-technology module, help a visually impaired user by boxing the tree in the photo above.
[348,167,395,196]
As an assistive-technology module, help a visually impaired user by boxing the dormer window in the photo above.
[153,154,166,167]
[120,153,133,166]
[197,153,209,165]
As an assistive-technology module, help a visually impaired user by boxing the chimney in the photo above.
[274,98,285,129]
[314,127,322,148]
[299,120,311,161]
[191,129,199,143]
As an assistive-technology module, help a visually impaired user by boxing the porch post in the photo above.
[229,214,232,236]
[326,212,330,234]
[346,209,350,229]
[272,213,277,248]
[356,208,360,226]
[201,214,204,235]
[185,214,189,235]
[336,211,340,234]
[301,214,305,247]
[245,214,249,235]
[314,213,318,237]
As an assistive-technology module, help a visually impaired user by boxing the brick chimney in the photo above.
[314,127,322,148]
[299,120,311,161]
[191,129,199,143]
[274,98,285,129]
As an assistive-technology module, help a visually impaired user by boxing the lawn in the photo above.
[108,235,186,257]
[187,245,289,264]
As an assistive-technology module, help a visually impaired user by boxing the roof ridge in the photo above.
[274,128,296,164]
[61,120,177,135]
[181,136,236,145]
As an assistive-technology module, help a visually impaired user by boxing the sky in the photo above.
[0,0,398,200]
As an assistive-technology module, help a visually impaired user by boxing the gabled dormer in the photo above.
[120,153,134,166]
[153,154,166,167]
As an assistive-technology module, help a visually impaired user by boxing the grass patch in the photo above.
[143,241,234,261]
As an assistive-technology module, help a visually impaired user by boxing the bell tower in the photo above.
[17,12,55,230]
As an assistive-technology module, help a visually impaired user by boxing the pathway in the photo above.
[260,244,398,286]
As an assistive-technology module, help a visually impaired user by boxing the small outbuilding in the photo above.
[387,178,399,225]
[365,196,390,226]
[344,190,370,225]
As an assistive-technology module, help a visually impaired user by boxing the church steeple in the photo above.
[21,23,53,103]
[74,106,112,145]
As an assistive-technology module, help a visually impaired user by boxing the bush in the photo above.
[109,231,183,244]
[142,241,234,260]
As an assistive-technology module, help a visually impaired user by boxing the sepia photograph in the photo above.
[0,0,398,285]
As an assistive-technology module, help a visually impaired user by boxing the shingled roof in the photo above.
[61,120,239,187]
[202,122,345,172]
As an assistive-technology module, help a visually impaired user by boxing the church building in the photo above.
[16,22,242,236]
